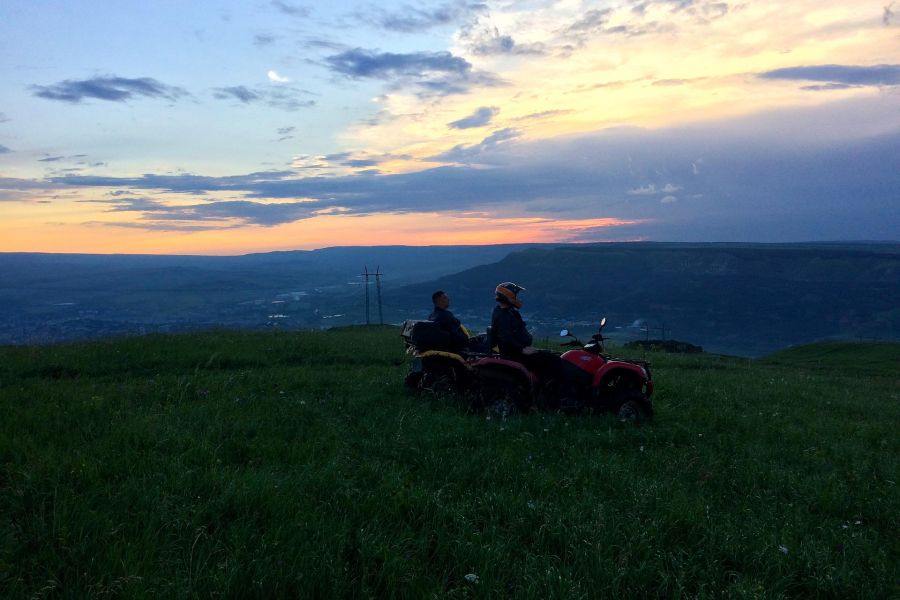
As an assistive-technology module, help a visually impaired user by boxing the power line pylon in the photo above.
[375,266,384,325]
[361,266,370,325]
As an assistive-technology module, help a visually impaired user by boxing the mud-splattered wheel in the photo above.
[616,398,650,424]
[420,359,461,395]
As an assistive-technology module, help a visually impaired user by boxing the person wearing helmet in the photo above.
[490,282,534,355]
[429,290,468,351]
[491,282,571,400]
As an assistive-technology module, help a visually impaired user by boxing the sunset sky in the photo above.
[1,0,898,254]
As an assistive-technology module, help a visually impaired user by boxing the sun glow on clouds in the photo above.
[0,200,645,254]
[351,0,896,163]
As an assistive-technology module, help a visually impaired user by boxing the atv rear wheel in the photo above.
[617,399,649,424]
[476,379,530,417]
[420,359,463,395]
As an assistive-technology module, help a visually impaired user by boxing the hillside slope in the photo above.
[389,242,900,355]
[0,244,544,344]
[762,341,900,377]
[1,328,897,597]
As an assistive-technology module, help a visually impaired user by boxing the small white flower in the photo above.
[464,573,479,583]
[779,545,789,554]
[640,446,645,452]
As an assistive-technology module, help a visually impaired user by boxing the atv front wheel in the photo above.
[404,370,423,391]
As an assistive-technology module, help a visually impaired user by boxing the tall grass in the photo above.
[1,328,897,597]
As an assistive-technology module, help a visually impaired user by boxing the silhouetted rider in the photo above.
[429,290,468,351]
[491,282,572,400]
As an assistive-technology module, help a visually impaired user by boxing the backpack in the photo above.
[401,320,457,351]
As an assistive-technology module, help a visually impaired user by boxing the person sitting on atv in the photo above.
[491,282,573,402]
[429,290,468,352]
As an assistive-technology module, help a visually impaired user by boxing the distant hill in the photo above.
[386,242,900,356]
[0,245,546,344]
[2,242,897,354]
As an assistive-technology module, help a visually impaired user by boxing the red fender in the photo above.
[472,356,540,385]
[592,360,650,389]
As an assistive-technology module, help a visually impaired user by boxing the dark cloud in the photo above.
[254,33,277,47]
[760,64,900,87]
[326,48,471,79]
[0,112,9,123]
[277,126,296,136]
[49,170,297,195]
[271,0,309,18]
[632,0,698,13]
[0,177,69,202]
[560,6,674,43]
[0,145,12,154]
[885,2,895,26]
[31,76,187,103]
[460,23,546,56]
[301,38,349,52]
[317,151,408,170]
[81,196,171,212]
[448,106,499,129]
[38,154,88,162]
[212,86,315,110]
[213,86,260,103]
[566,9,613,34]
[361,1,486,33]
[84,220,241,232]
[325,47,502,96]
[428,127,521,163]
[345,159,379,168]
[801,83,857,92]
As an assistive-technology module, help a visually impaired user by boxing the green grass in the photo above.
[1,328,898,598]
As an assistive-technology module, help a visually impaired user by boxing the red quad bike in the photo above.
[557,318,654,422]
[472,318,654,422]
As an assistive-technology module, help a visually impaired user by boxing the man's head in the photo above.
[432,290,449,309]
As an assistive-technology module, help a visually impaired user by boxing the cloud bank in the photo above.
[28,96,896,240]
[760,64,900,88]
[31,76,187,103]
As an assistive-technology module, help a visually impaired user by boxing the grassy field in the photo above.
[1,327,897,598]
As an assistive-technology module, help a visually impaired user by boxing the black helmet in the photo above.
[495,281,526,308]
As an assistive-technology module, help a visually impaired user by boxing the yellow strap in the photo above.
[417,350,471,369]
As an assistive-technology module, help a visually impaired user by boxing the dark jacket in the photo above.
[429,307,468,349]
[491,305,533,356]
